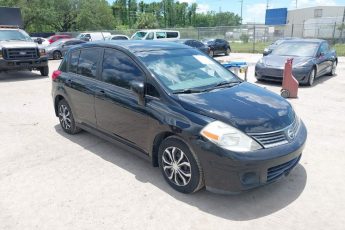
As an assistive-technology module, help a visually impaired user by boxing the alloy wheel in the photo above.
[308,69,315,86]
[59,104,71,130]
[332,62,337,75]
[162,146,192,186]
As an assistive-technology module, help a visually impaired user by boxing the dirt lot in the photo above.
[0,54,344,230]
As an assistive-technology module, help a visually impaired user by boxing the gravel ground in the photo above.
[0,53,344,230]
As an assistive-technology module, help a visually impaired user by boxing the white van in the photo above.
[76,32,111,42]
[131,30,180,40]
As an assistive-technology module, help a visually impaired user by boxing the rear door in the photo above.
[317,42,331,75]
[94,48,149,151]
[64,48,102,127]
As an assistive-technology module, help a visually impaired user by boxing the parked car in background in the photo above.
[32,37,50,46]
[0,7,49,76]
[174,39,210,55]
[106,35,129,40]
[202,38,231,57]
[52,41,307,194]
[45,39,86,60]
[76,32,111,42]
[255,39,337,86]
[263,37,298,56]
[131,30,180,40]
[47,34,72,44]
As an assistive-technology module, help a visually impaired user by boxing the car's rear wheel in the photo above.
[40,66,49,76]
[158,137,204,194]
[307,68,316,86]
[53,51,62,60]
[58,99,81,135]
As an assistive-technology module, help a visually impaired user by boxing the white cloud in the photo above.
[244,3,267,23]
[196,3,210,13]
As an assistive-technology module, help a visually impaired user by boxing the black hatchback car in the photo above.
[52,41,307,194]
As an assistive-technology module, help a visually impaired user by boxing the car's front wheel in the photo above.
[328,61,337,76]
[58,99,81,135]
[307,68,316,86]
[225,47,231,56]
[53,51,62,60]
[158,137,204,194]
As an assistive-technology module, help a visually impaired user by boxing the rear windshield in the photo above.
[0,30,32,41]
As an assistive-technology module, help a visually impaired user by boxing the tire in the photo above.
[328,61,337,76]
[209,50,214,57]
[158,137,204,194]
[40,66,49,76]
[225,47,231,56]
[307,68,316,86]
[57,99,81,135]
[281,89,290,98]
[53,51,62,60]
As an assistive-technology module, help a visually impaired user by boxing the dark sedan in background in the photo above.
[45,39,86,59]
[174,39,210,55]
[255,39,337,86]
[202,38,231,57]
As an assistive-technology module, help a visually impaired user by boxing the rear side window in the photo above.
[156,32,166,39]
[101,49,145,89]
[146,32,154,40]
[166,32,178,38]
[69,50,80,74]
[77,48,101,78]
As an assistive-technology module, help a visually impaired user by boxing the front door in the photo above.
[94,48,149,152]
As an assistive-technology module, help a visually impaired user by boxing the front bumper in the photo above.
[0,56,48,71]
[255,64,312,84]
[190,120,307,194]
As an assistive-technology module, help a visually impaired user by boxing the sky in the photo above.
[108,0,345,23]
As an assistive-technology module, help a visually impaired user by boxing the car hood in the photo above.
[175,82,295,133]
[0,41,38,49]
[263,55,313,68]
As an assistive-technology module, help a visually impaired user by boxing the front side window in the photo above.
[137,49,239,92]
[101,49,144,89]
[77,48,101,78]
[132,31,147,40]
[319,43,329,54]
[146,32,154,40]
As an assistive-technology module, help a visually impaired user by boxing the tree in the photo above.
[135,13,158,29]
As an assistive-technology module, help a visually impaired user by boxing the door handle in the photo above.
[65,79,72,87]
[95,90,106,96]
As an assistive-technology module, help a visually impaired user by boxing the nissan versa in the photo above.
[51,41,307,194]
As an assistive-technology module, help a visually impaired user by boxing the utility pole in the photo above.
[266,0,269,9]
[240,0,243,24]
[295,0,298,9]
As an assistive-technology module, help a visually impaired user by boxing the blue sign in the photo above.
[265,8,288,25]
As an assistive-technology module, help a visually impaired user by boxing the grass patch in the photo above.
[333,44,345,56]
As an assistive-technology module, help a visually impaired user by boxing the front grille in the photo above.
[263,67,284,77]
[267,155,301,183]
[249,118,300,148]
[3,48,39,60]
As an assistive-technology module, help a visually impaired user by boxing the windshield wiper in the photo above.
[212,81,241,88]
[173,88,206,94]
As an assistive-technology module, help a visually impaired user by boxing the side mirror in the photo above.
[130,81,145,106]
[319,52,325,57]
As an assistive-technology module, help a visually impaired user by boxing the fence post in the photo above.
[291,23,294,37]
[332,22,337,45]
[197,27,200,40]
[302,20,305,38]
[252,24,256,53]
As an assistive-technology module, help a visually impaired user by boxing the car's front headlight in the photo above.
[200,121,262,152]
[39,48,46,56]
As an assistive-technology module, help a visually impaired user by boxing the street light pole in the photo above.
[240,0,243,24]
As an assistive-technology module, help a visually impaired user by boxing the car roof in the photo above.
[71,40,191,53]
[281,38,325,44]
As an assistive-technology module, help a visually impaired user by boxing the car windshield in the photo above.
[132,32,147,40]
[272,42,319,57]
[137,49,239,92]
[76,34,85,39]
[0,30,32,41]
